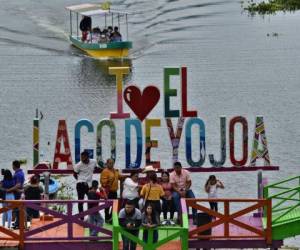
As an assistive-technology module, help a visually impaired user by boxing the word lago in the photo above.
[42,116,270,169]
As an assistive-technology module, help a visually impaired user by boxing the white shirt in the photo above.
[73,159,97,186]
[208,184,218,198]
[122,177,139,200]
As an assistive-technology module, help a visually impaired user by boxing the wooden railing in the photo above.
[0,200,25,249]
[185,198,272,244]
[0,200,114,249]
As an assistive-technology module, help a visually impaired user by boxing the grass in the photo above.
[243,0,300,15]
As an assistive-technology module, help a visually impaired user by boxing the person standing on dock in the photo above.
[170,161,197,224]
[7,160,25,229]
[205,175,224,212]
[119,199,142,250]
[100,158,122,223]
[73,151,99,216]
[87,180,104,236]
[0,169,15,228]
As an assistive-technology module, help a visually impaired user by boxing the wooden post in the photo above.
[33,118,39,167]
[67,202,73,239]
[70,11,72,36]
[224,201,229,237]
[19,202,25,250]
[180,198,189,250]
[266,199,272,244]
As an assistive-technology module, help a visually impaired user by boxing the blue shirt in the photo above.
[2,179,15,189]
[14,169,25,187]
[13,169,25,199]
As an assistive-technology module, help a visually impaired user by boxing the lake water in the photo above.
[0,0,300,247]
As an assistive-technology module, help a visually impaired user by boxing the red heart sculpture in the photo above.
[124,85,160,121]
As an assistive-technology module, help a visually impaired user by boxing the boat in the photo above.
[65,3,132,59]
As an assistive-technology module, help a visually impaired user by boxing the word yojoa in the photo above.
[33,67,270,169]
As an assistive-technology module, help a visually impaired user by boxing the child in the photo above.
[161,171,175,223]
[87,180,105,236]
[0,170,15,228]
[205,175,224,212]
[142,204,159,244]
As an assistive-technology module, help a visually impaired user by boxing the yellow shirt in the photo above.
[100,168,120,192]
[140,183,164,201]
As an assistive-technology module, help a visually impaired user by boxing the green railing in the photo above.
[263,176,300,224]
[112,199,188,250]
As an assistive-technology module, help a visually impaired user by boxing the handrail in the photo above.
[0,199,114,246]
[0,200,23,247]
[272,202,300,224]
[185,198,272,244]
[267,186,300,200]
[264,176,300,189]
[263,176,300,225]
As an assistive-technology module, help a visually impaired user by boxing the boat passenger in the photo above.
[170,161,197,224]
[122,172,140,208]
[73,151,100,217]
[160,171,175,221]
[87,27,101,43]
[107,26,113,40]
[140,172,164,216]
[205,175,224,212]
[99,29,109,43]
[87,180,104,237]
[142,204,159,244]
[79,15,92,41]
[100,158,123,223]
[111,26,122,42]
[0,169,15,228]
[119,199,142,250]
[24,175,43,221]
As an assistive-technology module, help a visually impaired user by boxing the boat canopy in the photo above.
[65,3,131,16]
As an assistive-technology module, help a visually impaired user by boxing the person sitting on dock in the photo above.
[119,199,142,250]
[87,180,104,237]
[79,15,92,41]
[205,175,224,212]
[100,158,122,223]
[111,26,122,42]
[170,161,197,224]
[161,171,175,223]
[122,171,140,209]
[73,151,100,217]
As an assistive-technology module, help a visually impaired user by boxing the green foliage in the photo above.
[50,178,74,213]
[244,0,300,15]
